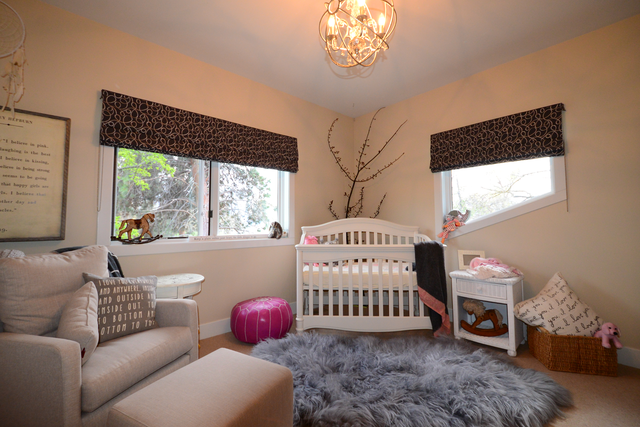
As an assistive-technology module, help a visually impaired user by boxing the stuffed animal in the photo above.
[304,235,318,245]
[268,221,283,239]
[437,210,470,243]
[593,322,623,349]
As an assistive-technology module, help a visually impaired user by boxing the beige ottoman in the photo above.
[107,348,293,427]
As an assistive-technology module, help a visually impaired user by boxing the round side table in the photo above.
[156,273,204,299]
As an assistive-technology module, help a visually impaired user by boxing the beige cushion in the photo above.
[83,273,158,343]
[514,272,603,336]
[106,348,294,427]
[82,326,194,412]
[56,282,99,365]
[0,246,110,336]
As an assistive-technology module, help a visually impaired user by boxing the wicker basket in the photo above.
[527,325,618,376]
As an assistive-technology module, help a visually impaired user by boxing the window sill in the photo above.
[445,190,567,240]
[433,157,566,240]
[98,235,295,257]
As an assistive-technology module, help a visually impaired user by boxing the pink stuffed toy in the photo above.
[593,322,623,349]
[304,235,318,245]
[304,235,319,266]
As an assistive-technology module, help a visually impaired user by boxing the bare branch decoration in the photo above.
[328,108,406,219]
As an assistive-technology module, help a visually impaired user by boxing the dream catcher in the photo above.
[0,1,26,114]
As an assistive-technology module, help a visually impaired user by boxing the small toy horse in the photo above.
[118,213,155,240]
[460,299,508,337]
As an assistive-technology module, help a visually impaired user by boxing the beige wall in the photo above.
[2,1,638,355]
[1,0,353,328]
[355,15,640,351]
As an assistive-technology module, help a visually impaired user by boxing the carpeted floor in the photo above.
[200,328,640,427]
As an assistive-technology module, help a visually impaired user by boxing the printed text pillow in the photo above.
[83,273,157,343]
[514,272,603,336]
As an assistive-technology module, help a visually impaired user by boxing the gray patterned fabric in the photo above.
[100,90,299,172]
[430,103,564,172]
[83,273,158,343]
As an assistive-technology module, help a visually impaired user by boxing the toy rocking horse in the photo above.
[460,299,508,337]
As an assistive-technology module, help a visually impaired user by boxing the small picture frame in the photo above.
[458,250,485,270]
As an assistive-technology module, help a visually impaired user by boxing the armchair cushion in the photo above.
[56,282,100,365]
[81,326,194,412]
[83,273,158,343]
[0,245,109,336]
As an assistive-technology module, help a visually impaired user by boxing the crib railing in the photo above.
[295,219,432,333]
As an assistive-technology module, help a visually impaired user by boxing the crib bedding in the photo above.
[303,262,416,289]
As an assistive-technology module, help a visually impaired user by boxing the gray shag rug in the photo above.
[252,333,572,427]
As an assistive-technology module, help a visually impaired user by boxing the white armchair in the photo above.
[0,246,198,427]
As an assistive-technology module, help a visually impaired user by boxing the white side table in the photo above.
[156,273,204,299]
[450,270,524,356]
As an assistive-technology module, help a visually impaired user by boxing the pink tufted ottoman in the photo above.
[230,296,293,344]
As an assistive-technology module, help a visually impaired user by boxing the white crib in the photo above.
[295,218,434,333]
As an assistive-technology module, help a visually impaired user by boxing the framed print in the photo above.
[458,250,485,270]
[0,109,70,241]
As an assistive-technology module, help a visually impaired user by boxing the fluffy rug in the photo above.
[252,333,572,427]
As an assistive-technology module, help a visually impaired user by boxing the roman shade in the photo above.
[430,103,564,173]
[99,90,298,173]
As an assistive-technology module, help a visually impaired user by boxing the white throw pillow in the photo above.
[0,246,110,336]
[56,282,99,365]
[514,272,603,336]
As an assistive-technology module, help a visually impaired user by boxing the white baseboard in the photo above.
[200,301,297,340]
[618,346,640,369]
[199,302,640,370]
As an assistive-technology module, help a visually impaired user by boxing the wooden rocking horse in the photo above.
[460,299,508,337]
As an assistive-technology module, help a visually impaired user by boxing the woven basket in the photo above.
[527,325,618,376]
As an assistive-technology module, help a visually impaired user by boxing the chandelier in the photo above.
[319,0,397,68]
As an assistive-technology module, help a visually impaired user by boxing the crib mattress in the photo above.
[303,262,417,289]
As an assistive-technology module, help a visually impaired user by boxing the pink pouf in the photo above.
[230,296,293,344]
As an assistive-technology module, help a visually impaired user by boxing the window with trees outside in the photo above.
[436,156,566,237]
[97,147,293,255]
[114,148,286,238]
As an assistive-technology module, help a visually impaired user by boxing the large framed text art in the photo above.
[0,109,70,241]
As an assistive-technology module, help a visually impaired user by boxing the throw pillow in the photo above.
[0,245,110,336]
[56,282,99,365]
[514,272,603,336]
[83,273,158,343]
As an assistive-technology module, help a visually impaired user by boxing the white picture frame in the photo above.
[458,250,485,270]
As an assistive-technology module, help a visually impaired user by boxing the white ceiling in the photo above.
[40,0,640,118]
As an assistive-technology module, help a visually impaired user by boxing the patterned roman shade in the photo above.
[430,103,564,173]
[99,90,298,173]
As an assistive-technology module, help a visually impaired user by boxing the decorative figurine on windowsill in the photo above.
[111,213,162,244]
[460,299,508,337]
[268,221,283,239]
[437,210,470,244]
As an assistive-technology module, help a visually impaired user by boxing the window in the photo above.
[98,147,294,255]
[434,157,566,238]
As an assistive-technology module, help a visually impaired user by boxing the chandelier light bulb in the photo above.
[378,14,385,32]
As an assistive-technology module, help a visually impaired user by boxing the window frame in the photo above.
[97,146,295,256]
[433,156,566,239]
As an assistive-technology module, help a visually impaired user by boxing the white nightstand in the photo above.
[450,270,524,356]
